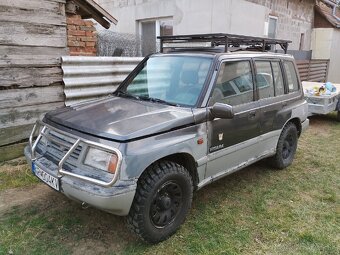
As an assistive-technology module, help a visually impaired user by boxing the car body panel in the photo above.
[45,96,195,142]
[24,146,136,216]
[24,50,309,217]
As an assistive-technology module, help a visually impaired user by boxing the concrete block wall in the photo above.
[66,14,97,56]
[245,0,315,50]
[98,0,315,51]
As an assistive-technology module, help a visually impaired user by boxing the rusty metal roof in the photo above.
[72,0,118,29]
[315,1,340,28]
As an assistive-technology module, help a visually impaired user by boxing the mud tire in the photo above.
[127,161,193,243]
[270,122,298,169]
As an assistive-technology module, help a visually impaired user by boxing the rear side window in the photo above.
[210,60,254,106]
[271,61,285,96]
[255,61,274,99]
[284,61,299,93]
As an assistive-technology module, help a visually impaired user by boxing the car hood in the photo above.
[44,96,195,142]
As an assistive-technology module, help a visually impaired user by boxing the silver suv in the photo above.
[25,34,309,243]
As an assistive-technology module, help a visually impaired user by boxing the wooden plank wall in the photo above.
[0,0,68,161]
[296,59,330,82]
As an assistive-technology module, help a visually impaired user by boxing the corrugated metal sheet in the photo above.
[62,56,143,105]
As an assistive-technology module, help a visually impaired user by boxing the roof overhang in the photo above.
[71,0,118,29]
[315,1,340,28]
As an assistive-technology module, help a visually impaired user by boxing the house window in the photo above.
[140,18,173,56]
[141,21,156,56]
[299,33,305,50]
[268,16,277,39]
[160,20,173,36]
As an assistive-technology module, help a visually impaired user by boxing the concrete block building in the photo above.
[97,0,315,55]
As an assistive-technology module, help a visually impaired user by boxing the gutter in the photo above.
[321,0,340,22]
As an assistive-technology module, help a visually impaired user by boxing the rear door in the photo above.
[205,59,261,179]
[255,59,287,134]
[256,59,302,137]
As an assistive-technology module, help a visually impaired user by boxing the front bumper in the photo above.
[25,146,136,216]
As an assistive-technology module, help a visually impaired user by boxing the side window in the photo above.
[255,61,274,99]
[284,61,299,93]
[210,61,254,106]
[271,61,285,96]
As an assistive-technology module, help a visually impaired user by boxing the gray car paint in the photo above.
[44,96,195,142]
[25,51,309,216]
[24,146,136,216]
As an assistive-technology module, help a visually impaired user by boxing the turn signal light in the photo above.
[108,154,118,174]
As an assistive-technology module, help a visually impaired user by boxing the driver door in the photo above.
[205,59,262,179]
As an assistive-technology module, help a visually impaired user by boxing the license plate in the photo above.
[32,163,60,191]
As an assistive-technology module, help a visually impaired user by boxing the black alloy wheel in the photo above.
[127,161,193,243]
[150,181,183,228]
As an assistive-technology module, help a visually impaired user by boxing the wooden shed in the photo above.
[0,0,117,161]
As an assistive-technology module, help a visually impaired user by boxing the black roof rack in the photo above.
[157,33,292,54]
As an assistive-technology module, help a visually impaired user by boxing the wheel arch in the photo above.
[284,117,302,137]
[141,152,199,190]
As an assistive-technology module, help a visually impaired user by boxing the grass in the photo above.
[0,206,71,255]
[0,113,339,255]
[0,158,38,191]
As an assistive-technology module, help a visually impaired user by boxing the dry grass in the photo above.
[0,157,38,191]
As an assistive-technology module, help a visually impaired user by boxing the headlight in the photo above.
[84,147,118,174]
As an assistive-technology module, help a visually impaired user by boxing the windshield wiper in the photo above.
[116,91,179,107]
[139,96,179,107]
[115,90,140,100]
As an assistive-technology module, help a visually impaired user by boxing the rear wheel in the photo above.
[127,161,193,243]
[271,122,298,169]
[336,111,340,122]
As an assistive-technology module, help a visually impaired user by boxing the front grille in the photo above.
[37,128,84,164]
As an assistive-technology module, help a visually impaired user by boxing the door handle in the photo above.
[248,111,256,119]
[282,103,288,108]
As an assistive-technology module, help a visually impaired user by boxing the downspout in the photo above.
[321,0,340,22]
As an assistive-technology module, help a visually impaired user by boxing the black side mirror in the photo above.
[210,103,234,119]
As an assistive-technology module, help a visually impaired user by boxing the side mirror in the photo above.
[210,103,234,119]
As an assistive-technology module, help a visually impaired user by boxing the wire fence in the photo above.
[97,31,142,57]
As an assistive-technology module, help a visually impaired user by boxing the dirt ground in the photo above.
[0,155,141,254]
[0,182,136,254]
[0,185,53,214]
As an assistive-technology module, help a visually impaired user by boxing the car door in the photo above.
[205,59,262,179]
[255,60,295,139]
[255,59,285,133]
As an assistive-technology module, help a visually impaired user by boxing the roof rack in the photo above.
[158,33,292,54]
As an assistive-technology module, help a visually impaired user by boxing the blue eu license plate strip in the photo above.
[31,162,36,174]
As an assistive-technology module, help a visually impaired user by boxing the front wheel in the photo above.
[270,122,298,169]
[127,161,193,243]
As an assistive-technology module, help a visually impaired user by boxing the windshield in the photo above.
[119,55,213,107]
